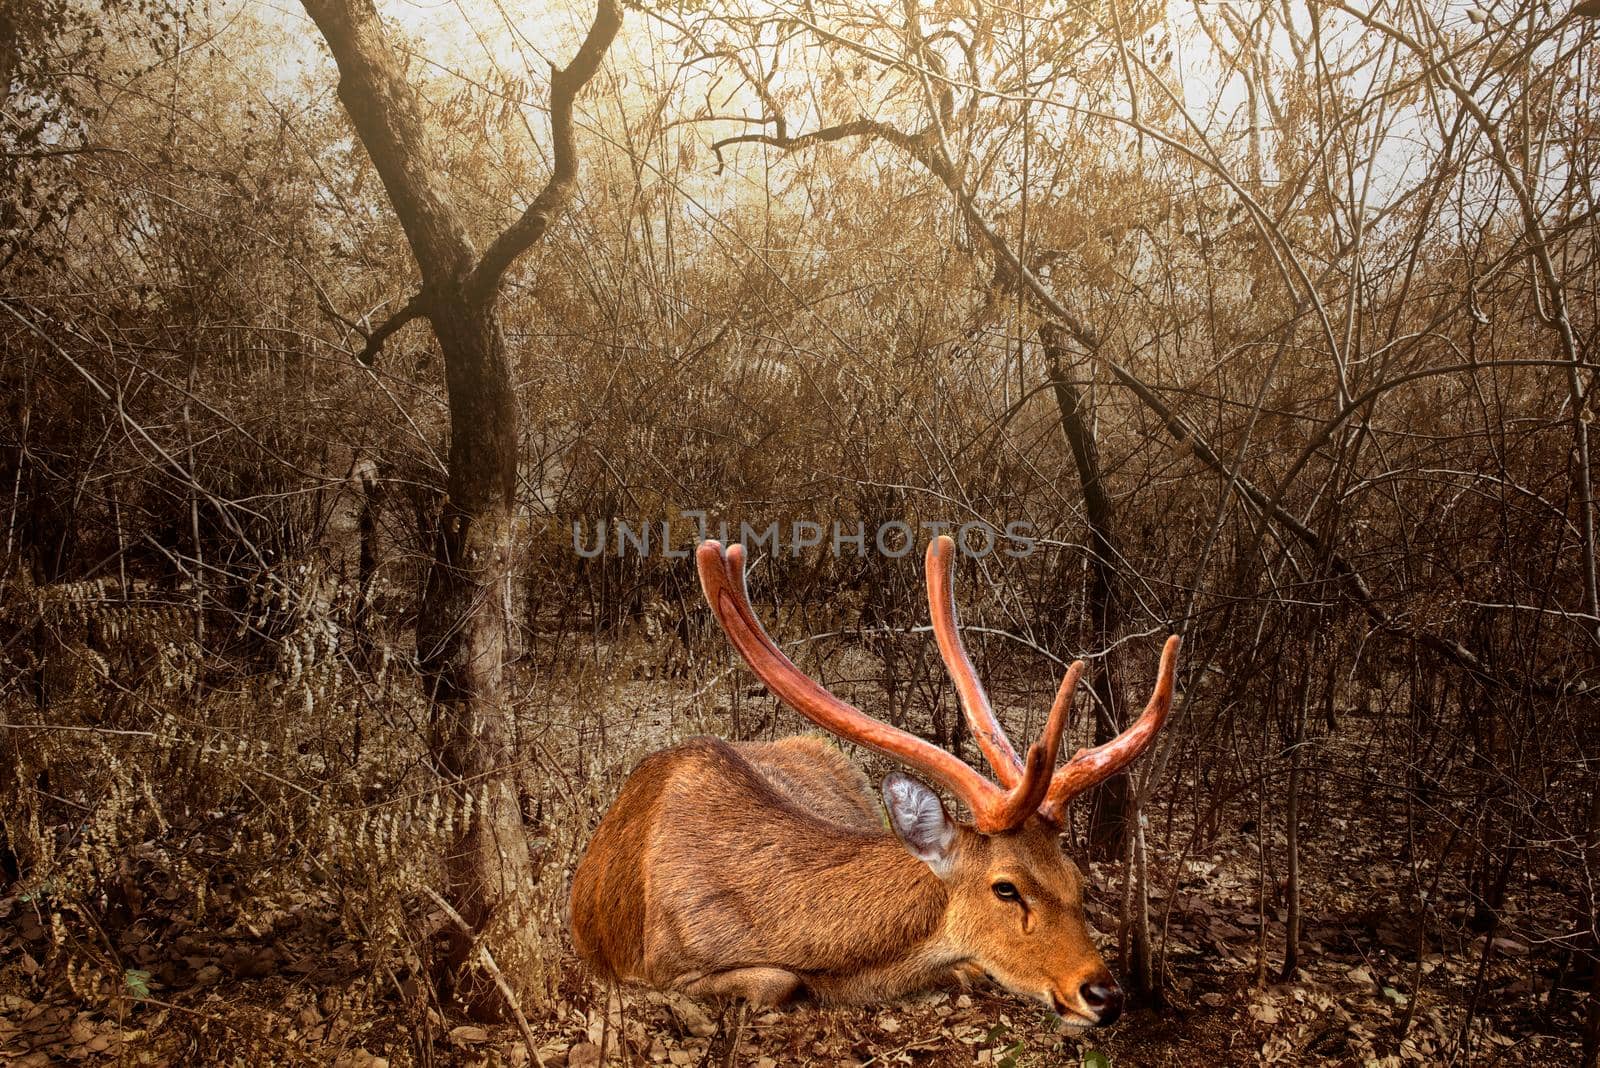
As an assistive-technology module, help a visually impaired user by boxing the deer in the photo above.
[570,533,1179,1036]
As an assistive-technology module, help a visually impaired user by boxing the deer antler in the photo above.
[697,539,1177,833]
[1038,634,1181,826]
[697,541,993,808]
[926,535,1024,787]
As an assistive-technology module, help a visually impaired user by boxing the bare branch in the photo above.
[355,293,429,367]
[465,0,623,304]
[709,118,920,172]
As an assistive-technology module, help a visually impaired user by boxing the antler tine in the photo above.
[926,535,1024,787]
[1039,635,1181,826]
[696,541,1006,822]
[982,659,1084,829]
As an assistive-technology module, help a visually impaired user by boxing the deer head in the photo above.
[696,534,1179,1024]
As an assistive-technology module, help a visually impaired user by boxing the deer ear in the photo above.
[883,772,956,877]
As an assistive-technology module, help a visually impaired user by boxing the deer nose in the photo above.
[1079,979,1123,1026]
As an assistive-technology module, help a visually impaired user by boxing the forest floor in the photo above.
[1,795,1585,1066]
[0,667,1589,1066]
[0,867,1585,1067]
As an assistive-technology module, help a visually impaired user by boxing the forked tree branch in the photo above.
[465,0,623,304]
[303,0,621,360]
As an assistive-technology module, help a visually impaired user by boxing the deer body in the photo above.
[573,735,956,1005]
[570,537,1180,1025]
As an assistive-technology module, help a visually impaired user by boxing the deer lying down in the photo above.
[570,535,1179,1028]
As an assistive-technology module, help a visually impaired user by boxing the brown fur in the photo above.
[570,735,1117,1014]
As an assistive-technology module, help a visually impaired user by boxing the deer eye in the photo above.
[992,881,1021,902]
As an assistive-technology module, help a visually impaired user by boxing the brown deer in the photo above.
[570,534,1178,1028]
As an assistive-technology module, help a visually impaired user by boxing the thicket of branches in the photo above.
[2,0,1597,1063]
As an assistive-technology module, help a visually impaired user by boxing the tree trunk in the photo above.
[1040,322,1129,855]
[1130,815,1159,1006]
[1280,648,1310,981]
[1581,767,1600,1068]
[415,299,545,1013]
[353,457,380,653]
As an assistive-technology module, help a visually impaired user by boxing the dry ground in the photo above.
[0,669,1587,1066]
[1,808,1583,1066]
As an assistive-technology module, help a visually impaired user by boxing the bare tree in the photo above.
[297,0,622,1014]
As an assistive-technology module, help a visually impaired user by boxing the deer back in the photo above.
[570,736,946,987]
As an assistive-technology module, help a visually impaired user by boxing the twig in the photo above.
[858,1036,944,1066]
[421,886,546,1066]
